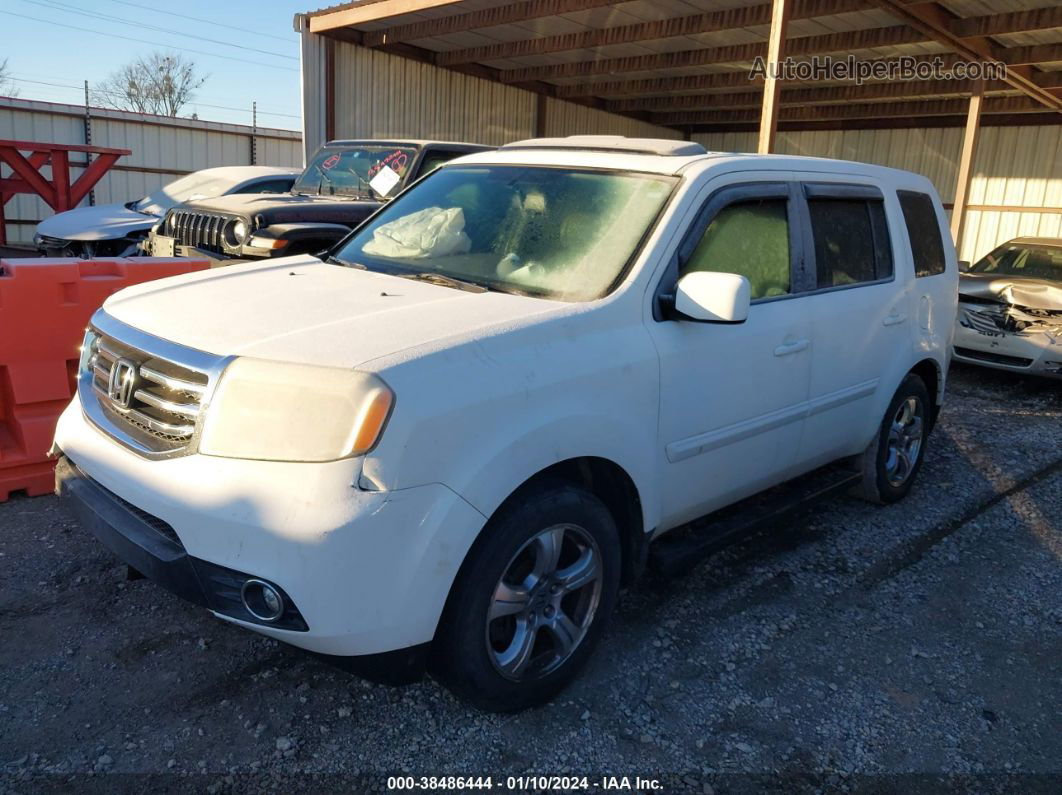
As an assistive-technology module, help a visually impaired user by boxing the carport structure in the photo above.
[296,0,1062,259]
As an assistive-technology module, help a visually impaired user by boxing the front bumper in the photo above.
[53,395,488,656]
[953,320,1062,378]
[56,455,308,630]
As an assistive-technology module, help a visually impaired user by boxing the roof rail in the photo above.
[500,135,707,157]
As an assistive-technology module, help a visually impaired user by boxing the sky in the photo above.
[1,0,309,130]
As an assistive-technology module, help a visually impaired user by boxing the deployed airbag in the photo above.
[362,206,471,259]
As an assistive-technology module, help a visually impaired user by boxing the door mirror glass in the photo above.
[674,271,750,323]
[958,259,971,272]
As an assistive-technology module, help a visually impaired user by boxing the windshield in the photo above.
[131,172,243,215]
[970,243,1062,281]
[332,165,676,301]
[292,145,419,198]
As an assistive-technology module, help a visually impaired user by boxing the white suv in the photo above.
[54,136,958,711]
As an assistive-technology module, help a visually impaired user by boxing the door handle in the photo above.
[774,339,810,356]
[883,311,907,327]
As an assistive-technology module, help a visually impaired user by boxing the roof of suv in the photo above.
[453,136,937,182]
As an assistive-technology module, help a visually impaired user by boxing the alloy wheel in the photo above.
[885,395,925,487]
[486,523,603,681]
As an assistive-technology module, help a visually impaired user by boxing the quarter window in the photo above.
[898,191,947,277]
[682,198,791,300]
[808,198,893,288]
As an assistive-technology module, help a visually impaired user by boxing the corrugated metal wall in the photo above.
[331,42,535,147]
[322,39,679,150]
[542,98,682,141]
[695,125,1062,262]
[299,18,328,162]
[0,97,302,244]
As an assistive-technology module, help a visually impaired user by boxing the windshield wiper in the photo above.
[399,272,487,293]
[323,254,365,269]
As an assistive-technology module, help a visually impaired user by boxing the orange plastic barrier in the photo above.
[0,257,208,501]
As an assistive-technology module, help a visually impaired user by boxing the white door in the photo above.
[793,179,913,467]
[647,178,813,530]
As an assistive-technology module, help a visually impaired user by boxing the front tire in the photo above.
[853,374,931,504]
[432,481,621,712]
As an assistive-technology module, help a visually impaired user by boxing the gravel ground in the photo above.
[1,363,1060,793]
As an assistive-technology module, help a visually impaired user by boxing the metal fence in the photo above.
[0,97,303,245]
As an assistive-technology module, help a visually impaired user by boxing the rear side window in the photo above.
[416,150,467,178]
[898,191,947,277]
[808,199,892,288]
[683,198,791,300]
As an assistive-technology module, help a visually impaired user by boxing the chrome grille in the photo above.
[168,210,231,254]
[87,333,209,454]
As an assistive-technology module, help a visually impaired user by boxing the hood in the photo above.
[959,273,1062,311]
[36,203,156,241]
[180,192,382,224]
[101,255,563,368]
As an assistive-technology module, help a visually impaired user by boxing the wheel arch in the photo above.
[908,357,943,430]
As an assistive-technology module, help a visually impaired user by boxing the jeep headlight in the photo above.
[233,220,249,243]
[199,358,394,462]
[167,213,176,232]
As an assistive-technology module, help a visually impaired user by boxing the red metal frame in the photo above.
[0,139,132,245]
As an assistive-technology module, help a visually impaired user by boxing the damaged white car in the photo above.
[954,237,1062,378]
[34,166,299,258]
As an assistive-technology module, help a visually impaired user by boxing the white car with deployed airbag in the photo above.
[53,136,957,711]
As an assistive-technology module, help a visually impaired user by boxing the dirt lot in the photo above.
[1,363,1060,793]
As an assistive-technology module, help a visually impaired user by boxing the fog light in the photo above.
[241,579,285,622]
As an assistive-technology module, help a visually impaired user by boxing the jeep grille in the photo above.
[168,210,232,254]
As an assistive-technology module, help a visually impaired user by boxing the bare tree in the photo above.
[96,52,206,116]
[0,58,18,97]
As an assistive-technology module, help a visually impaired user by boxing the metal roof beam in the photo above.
[436,0,865,66]
[497,24,925,82]
[865,0,1062,111]
[437,1,1062,67]
[361,0,622,47]
[308,0,464,33]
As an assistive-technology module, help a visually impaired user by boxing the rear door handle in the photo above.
[774,339,810,357]
[883,312,907,327]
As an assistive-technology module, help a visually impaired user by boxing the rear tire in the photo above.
[852,374,931,504]
[432,480,621,712]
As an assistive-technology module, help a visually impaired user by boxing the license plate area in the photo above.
[153,235,176,257]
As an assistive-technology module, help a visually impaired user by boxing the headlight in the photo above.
[167,214,176,232]
[198,358,394,462]
[233,220,249,243]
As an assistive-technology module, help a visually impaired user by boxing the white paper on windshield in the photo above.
[369,165,401,197]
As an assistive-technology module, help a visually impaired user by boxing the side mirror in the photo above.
[673,271,751,323]
[958,260,971,272]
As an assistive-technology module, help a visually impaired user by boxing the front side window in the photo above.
[131,173,241,215]
[333,166,676,301]
[898,191,947,277]
[239,179,295,195]
[969,243,1062,280]
[681,199,791,300]
[809,198,893,288]
[292,145,419,198]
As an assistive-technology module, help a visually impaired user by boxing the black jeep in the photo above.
[146,139,491,264]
